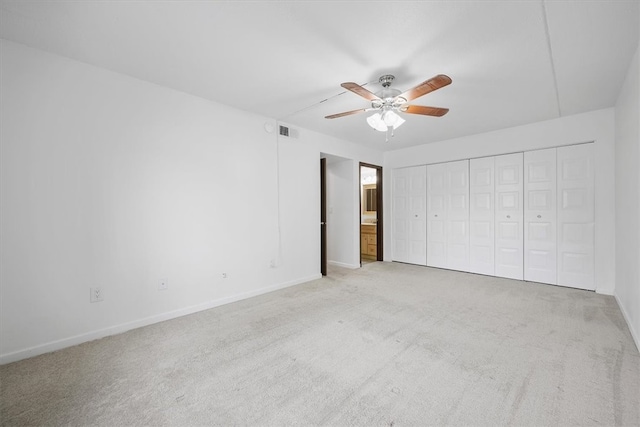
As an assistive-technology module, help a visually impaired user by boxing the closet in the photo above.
[391,143,595,290]
[469,157,495,276]
[392,165,427,265]
[524,148,557,284]
[557,144,595,290]
[426,160,469,271]
[494,153,524,280]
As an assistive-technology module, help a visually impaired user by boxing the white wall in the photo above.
[326,157,359,269]
[0,40,383,363]
[615,41,640,349]
[384,108,617,295]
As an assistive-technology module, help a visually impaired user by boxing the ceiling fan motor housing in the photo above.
[379,74,395,87]
[372,75,406,109]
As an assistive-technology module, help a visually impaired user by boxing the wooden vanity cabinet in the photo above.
[361,223,377,260]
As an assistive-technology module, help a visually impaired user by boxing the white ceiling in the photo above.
[1,1,638,152]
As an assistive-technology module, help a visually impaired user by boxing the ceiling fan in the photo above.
[325,74,452,141]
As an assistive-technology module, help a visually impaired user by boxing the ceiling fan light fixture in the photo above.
[367,110,405,132]
[382,110,405,129]
[366,113,387,132]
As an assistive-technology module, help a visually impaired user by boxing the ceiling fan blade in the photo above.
[398,74,452,102]
[402,105,449,117]
[325,108,369,119]
[341,82,380,101]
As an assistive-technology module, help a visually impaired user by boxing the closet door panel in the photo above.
[427,163,448,268]
[495,153,524,280]
[524,148,557,284]
[470,157,495,275]
[446,160,470,272]
[394,166,427,265]
[392,168,411,263]
[408,186,427,265]
[557,144,594,290]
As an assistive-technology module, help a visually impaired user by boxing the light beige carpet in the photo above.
[1,262,639,426]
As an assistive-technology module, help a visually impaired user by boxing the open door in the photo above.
[320,158,327,276]
[360,163,383,264]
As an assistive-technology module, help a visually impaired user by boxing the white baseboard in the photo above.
[328,260,360,269]
[614,293,639,353]
[0,274,321,365]
[596,286,615,296]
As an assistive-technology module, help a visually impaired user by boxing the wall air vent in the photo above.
[277,124,298,138]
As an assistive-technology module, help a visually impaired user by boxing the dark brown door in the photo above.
[320,158,327,276]
[375,165,383,261]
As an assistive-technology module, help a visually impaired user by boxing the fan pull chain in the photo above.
[385,126,396,143]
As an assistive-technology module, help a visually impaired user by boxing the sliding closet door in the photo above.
[469,157,495,275]
[495,153,524,280]
[392,166,427,265]
[524,148,557,284]
[557,144,594,290]
[446,160,470,272]
[427,163,447,268]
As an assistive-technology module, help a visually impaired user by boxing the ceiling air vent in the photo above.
[279,125,289,137]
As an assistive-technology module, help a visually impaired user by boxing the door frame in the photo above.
[359,162,383,263]
[320,158,327,276]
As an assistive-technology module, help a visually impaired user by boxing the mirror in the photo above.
[363,184,377,213]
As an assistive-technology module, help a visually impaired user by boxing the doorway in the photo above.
[360,163,383,264]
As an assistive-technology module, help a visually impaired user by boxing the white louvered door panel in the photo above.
[524,148,557,284]
[557,144,594,290]
[495,153,524,280]
[469,157,495,276]
[427,163,447,268]
[446,160,470,272]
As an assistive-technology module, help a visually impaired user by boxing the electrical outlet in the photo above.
[222,272,227,279]
[158,278,168,291]
[270,259,277,268]
[90,287,103,303]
